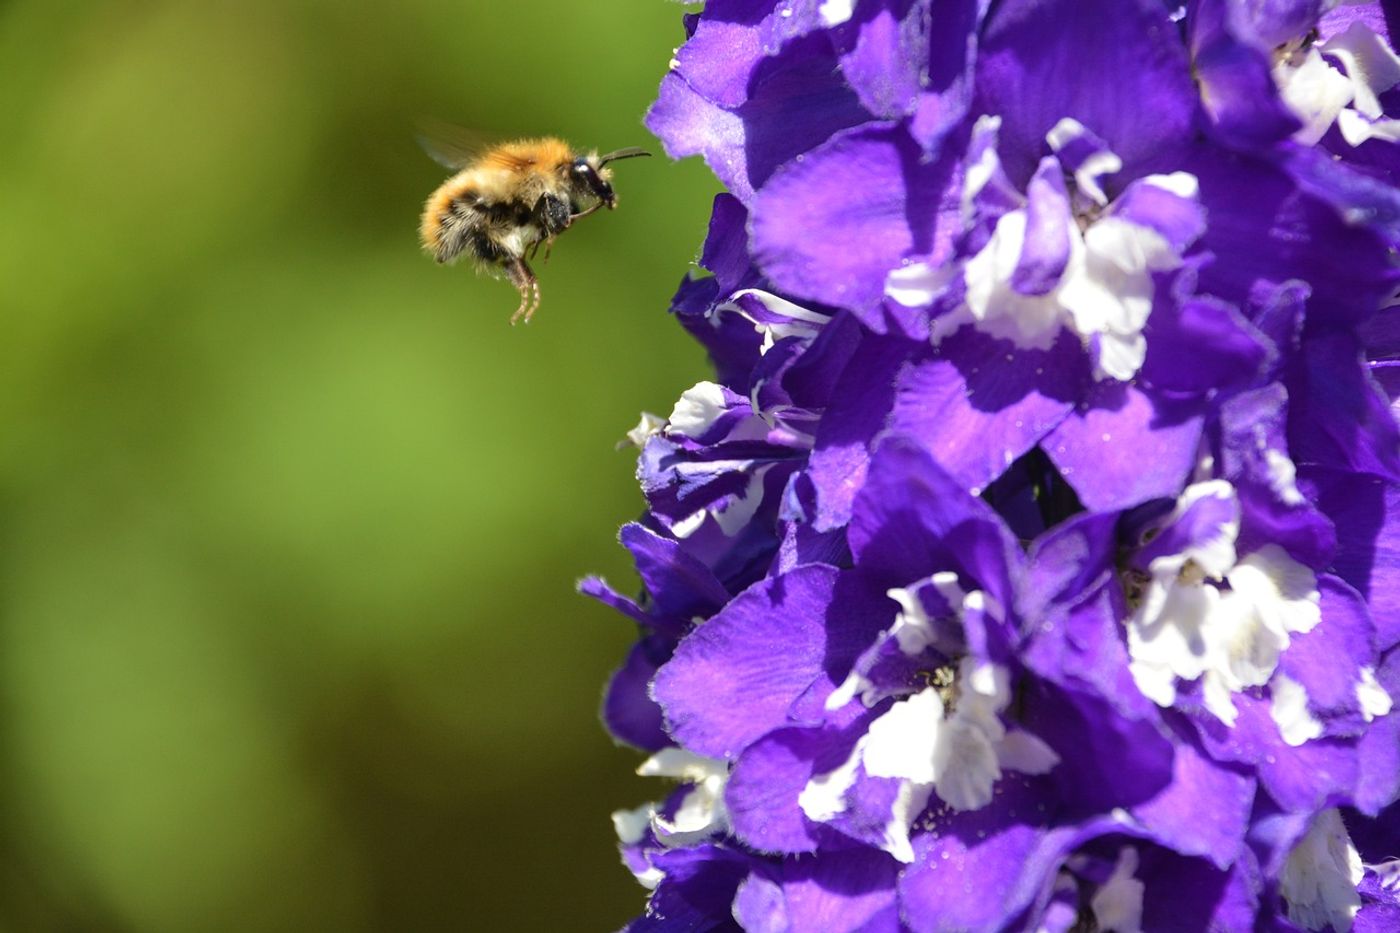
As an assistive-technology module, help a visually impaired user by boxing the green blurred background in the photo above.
[0,1,718,929]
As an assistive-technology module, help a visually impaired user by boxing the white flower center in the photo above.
[1274,21,1400,146]
[891,117,1197,382]
[802,655,1058,863]
[1126,482,1321,727]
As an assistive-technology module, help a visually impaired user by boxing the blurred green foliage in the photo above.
[0,1,718,929]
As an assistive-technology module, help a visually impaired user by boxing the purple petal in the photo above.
[1113,175,1209,253]
[628,844,750,933]
[1011,157,1073,296]
[1277,576,1377,735]
[734,848,900,933]
[622,523,734,620]
[604,636,675,751]
[579,574,652,629]
[701,193,760,298]
[653,566,888,758]
[1304,467,1400,650]
[1192,695,1361,813]
[1134,477,1239,571]
[726,722,868,854]
[899,781,1105,933]
[1139,845,1263,931]
[648,34,872,205]
[1287,330,1400,482]
[1277,144,1400,252]
[1140,288,1270,400]
[1187,145,1399,328]
[975,0,1197,185]
[648,73,752,201]
[835,1,927,121]
[751,123,963,325]
[1043,382,1204,512]
[1020,674,1176,812]
[889,330,1086,496]
[1189,1,1304,147]
[849,436,1025,614]
[1022,509,1119,619]
[1130,728,1256,869]
[1353,648,1400,814]
[805,333,913,532]
[1217,385,1338,568]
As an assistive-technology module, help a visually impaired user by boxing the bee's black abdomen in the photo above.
[433,196,487,264]
[467,229,508,264]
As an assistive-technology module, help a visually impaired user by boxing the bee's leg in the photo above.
[505,258,540,325]
[530,195,572,266]
[570,202,604,222]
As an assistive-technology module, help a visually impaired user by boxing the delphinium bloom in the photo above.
[586,1,1400,930]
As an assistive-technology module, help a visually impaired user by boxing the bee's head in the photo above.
[571,156,615,207]
[572,148,650,209]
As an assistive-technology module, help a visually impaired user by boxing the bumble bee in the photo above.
[418,126,650,324]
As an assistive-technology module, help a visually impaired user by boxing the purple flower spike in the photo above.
[599,1,1400,928]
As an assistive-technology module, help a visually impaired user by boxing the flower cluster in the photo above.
[584,2,1400,930]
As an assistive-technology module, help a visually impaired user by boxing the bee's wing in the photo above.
[414,118,491,170]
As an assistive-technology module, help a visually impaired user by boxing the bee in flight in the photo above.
[418,124,650,324]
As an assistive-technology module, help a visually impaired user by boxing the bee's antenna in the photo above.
[598,147,652,166]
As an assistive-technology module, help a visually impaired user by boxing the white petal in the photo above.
[818,0,854,26]
[1322,19,1400,118]
[636,748,728,782]
[667,382,730,438]
[1169,481,1241,579]
[1275,48,1355,145]
[881,782,932,864]
[624,411,666,448]
[1271,673,1325,747]
[863,688,944,785]
[1357,667,1394,722]
[799,738,865,823]
[712,468,768,537]
[1091,848,1145,933]
[1228,545,1322,638]
[886,585,937,656]
[1281,809,1364,932]
[1139,172,1199,200]
[995,730,1061,775]
[886,261,956,308]
[1337,107,1400,146]
[1266,449,1307,506]
[962,115,1006,219]
[1046,117,1123,206]
[931,716,1002,811]
[612,804,655,845]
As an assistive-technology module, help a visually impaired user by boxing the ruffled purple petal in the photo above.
[889,329,1086,496]
[653,566,889,758]
[1129,727,1256,868]
[1043,382,1204,512]
[604,636,675,751]
[1287,329,1400,482]
[849,435,1025,612]
[751,123,963,325]
[975,0,1197,185]
[733,847,901,933]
